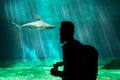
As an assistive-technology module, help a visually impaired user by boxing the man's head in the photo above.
[60,21,74,44]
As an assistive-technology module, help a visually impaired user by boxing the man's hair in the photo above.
[61,21,74,36]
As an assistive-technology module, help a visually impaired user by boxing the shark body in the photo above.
[11,15,55,30]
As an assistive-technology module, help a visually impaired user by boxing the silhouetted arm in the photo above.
[54,61,64,68]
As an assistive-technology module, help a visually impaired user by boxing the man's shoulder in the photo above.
[84,44,95,49]
[62,40,82,48]
[83,44,99,55]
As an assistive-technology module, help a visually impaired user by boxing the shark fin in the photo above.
[36,15,41,21]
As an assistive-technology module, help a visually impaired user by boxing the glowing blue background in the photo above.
[0,0,120,65]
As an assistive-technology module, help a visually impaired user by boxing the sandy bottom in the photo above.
[0,60,120,80]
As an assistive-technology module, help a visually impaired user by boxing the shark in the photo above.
[11,15,56,30]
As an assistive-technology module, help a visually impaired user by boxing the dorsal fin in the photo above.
[36,15,41,21]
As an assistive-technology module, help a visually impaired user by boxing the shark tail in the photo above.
[11,21,21,28]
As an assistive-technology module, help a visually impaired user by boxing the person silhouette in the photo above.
[50,21,99,80]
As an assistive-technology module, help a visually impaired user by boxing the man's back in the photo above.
[82,45,98,80]
[62,40,98,80]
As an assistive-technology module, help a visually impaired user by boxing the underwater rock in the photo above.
[101,59,120,69]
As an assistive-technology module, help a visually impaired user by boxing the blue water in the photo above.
[0,0,120,79]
